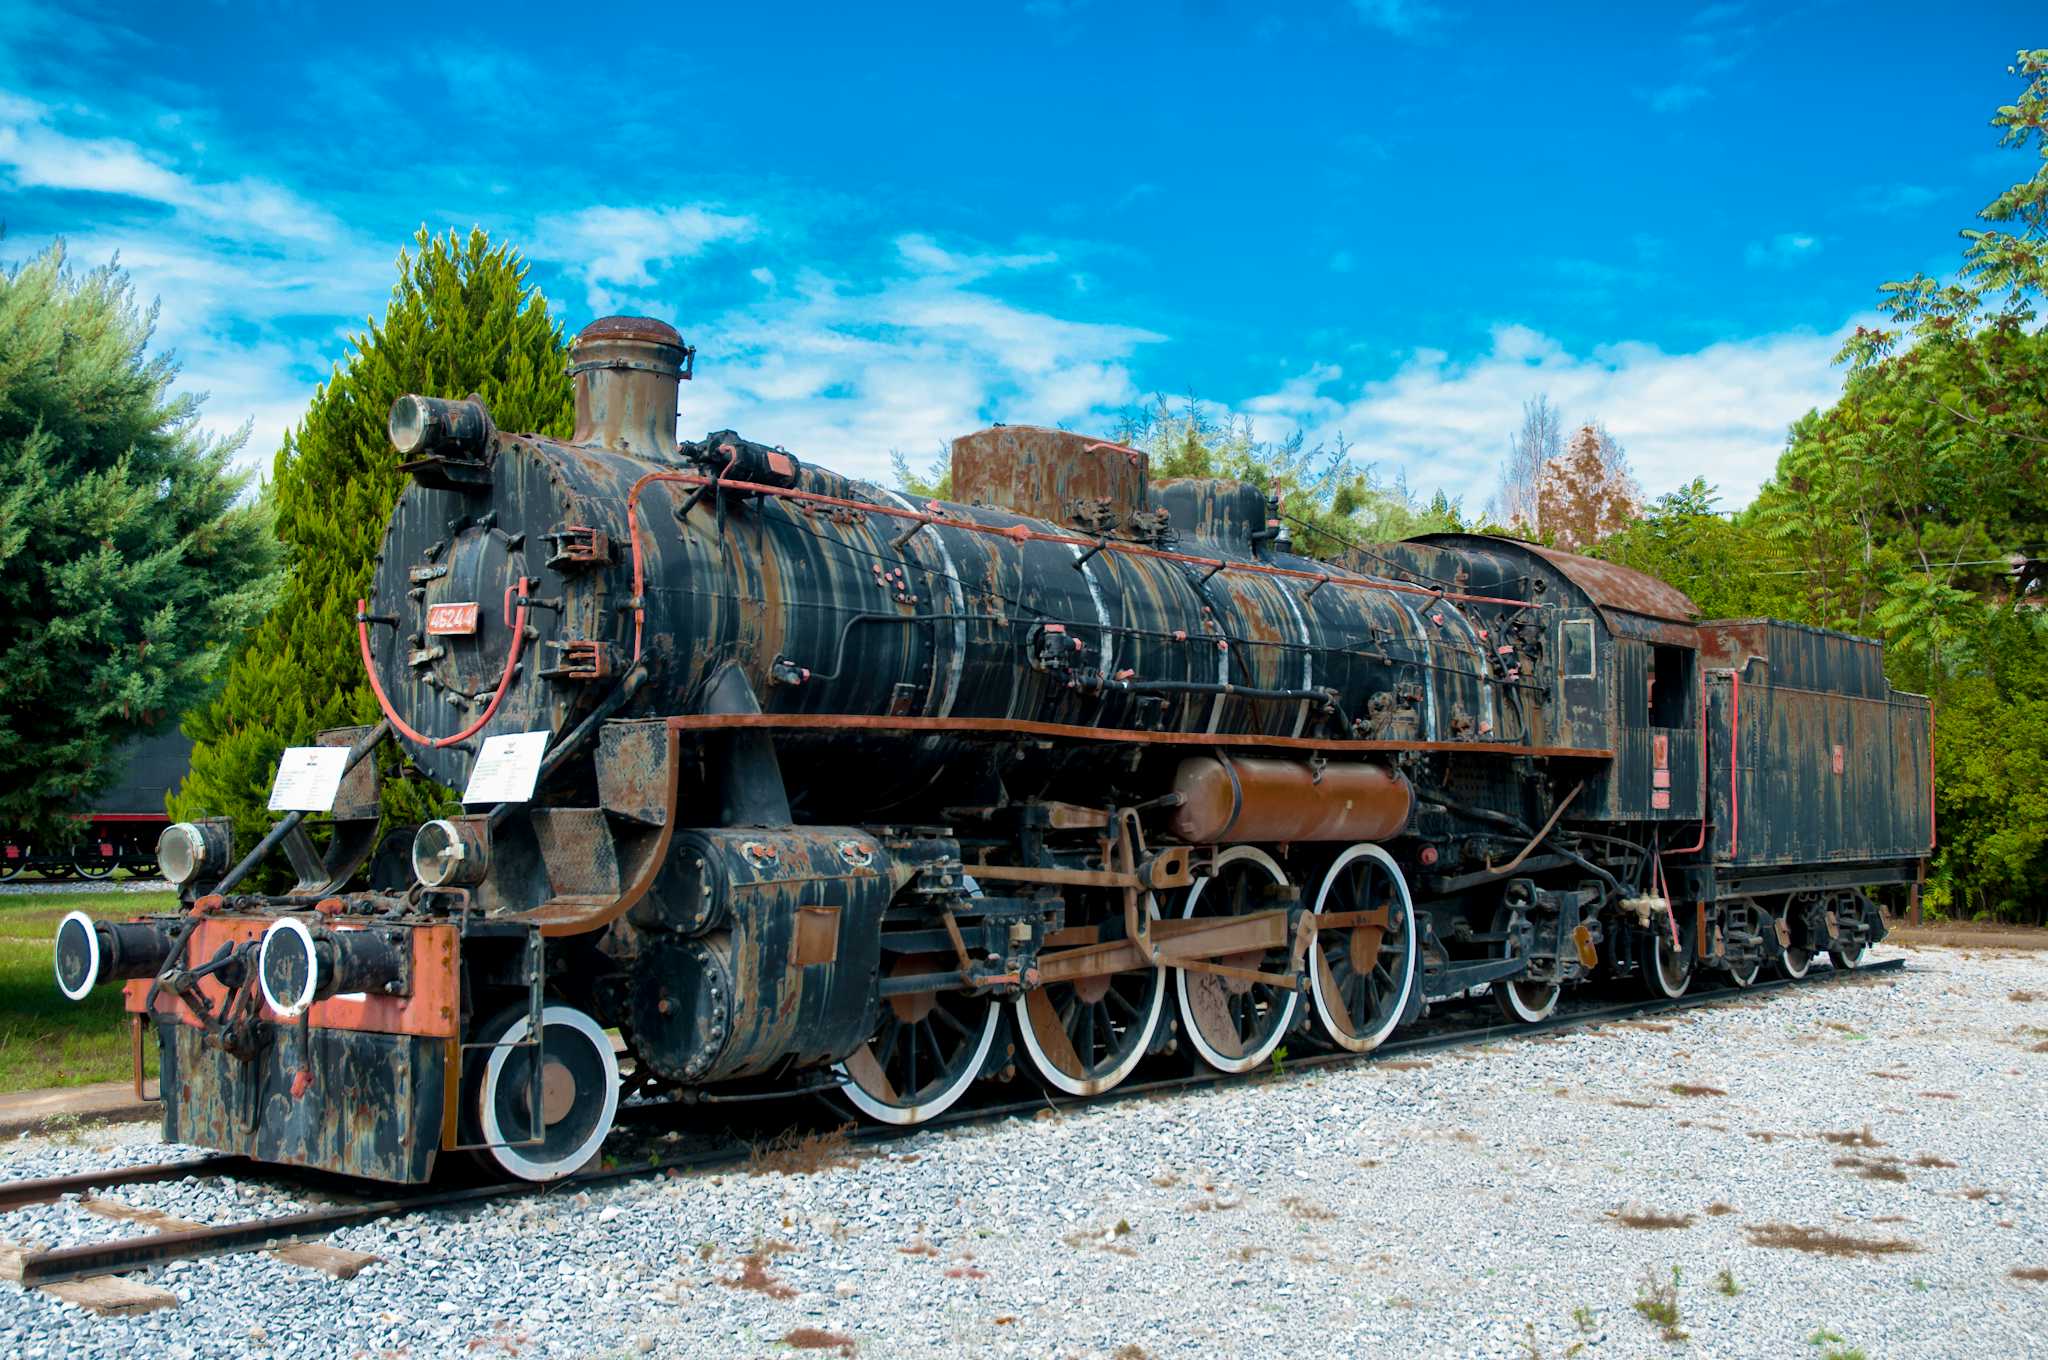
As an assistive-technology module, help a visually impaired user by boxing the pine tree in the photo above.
[0,242,278,837]
[172,227,574,849]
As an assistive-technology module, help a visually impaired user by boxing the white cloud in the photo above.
[1744,232,1821,268]
[894,233,1059,280]
[658,263,1161,480]
[1236,321,1855,511]
[534,204,757,311]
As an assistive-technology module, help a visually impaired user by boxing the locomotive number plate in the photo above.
[426,602,480,636]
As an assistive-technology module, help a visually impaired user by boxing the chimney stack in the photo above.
[569,315,691,460]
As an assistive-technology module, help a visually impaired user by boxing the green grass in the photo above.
[0,890,177,1091]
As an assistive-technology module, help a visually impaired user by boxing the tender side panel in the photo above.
[1707,668,1932,867]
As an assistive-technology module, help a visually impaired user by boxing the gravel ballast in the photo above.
[1,943,2044,1359]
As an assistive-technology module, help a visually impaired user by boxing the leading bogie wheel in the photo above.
[1309,845,1418,1051]
[836,955,1000,1125]
[1173,846,1300,1075]
[471,1003,620,1182]
[1014,894,1166,1097]
[1644,910,1692,1000]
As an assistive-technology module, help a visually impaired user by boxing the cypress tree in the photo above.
[172,227,575,847]
[0,242,278,837]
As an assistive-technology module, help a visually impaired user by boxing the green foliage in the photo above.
[0,242,278,838]
[1593,479,1801,621]
[172,227,574,858]
[1113,396,1462,557]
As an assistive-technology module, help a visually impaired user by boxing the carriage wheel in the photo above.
[1779,899,1816,979]
[1173,847,1300,1075]
[1014,895,1165,1097]
[837,955,1000,1125]
[73,855,115,881]
[472,1004,620,1182]
[1309,845,1417,1051]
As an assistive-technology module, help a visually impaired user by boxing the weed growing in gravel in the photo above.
[1112,1346,1149,1360]
[1609,1206,1696,1230]
[1833,1153,1909,1182]
[1820,1125,1885,1148]
[1745,1224,1917,1257]
[2011,1267,2048,1282]
[748,1126,862,1177]
[1631,1267,1687,1342]
[1715,1269,1742,1296]
[718,1252,797,1299]
[2009,990,2038,1002]
[780,1328,856,1356]
[1705,1202,1735,1216]
[1910,1154,1958,1168]
[1570,1305,1597,1332]
[1919,1090,1959,1100]
[1280,1196,1336,1222]
[1668,1083,1726,1097]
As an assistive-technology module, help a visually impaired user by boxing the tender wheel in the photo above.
[1490,900,1560,1024]
[1829,937,1867,970]
[0,852,21,883]
[73,855,115,881]
[1644,910,1692,999]
[1015,895,1165,1097]
[1725,954,1761,988]
[837,956,1000,1125]
[1779,901,1815,979]
[1173,846,1300,1075]
[1309,845,1417,1051]
[473,1004,620,1182]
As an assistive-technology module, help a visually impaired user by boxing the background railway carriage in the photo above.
[50,314,1934,1184]
[0,729,190,881]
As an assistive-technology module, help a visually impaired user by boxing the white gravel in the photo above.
[2,942,2044,1359]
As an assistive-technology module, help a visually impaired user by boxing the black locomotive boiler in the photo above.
[53,315,1934,1183]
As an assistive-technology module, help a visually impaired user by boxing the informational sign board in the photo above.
[462,730,552,805]
[268,746,353,812]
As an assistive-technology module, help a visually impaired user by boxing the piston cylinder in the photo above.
[1166,756,1412,844]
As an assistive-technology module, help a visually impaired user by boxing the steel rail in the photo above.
[2,957,1905,1287]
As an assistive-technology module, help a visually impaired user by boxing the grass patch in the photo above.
[0,890,175,1091]
[1631,1266,1687,1342]
[1668,1083,1725,1098]
[1715,1268,1741,1297]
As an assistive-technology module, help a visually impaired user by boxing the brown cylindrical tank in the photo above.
[1167,756,1412,844]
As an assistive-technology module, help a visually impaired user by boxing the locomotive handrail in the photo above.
[623,470,1543,664]
[356,578,532,749]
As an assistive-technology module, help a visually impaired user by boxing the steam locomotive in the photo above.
[52,315,1934,1184]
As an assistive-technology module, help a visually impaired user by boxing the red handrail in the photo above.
[357,578,532,748]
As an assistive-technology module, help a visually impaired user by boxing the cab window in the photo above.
[1560,620,1596,679]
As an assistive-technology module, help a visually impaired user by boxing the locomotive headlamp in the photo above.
[157,821,230,888]
[388,394,490,459]
[412,818,490,888]
[258,917,409,1016]
[53,912,178,1000]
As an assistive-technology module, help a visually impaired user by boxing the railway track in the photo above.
[0,956,1905,1290]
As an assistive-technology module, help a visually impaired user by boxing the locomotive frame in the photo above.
[53,315,1933,1183]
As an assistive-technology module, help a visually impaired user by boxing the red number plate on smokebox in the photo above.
[426,602,479,636]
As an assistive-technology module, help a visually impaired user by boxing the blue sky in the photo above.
[1,2,2036,510]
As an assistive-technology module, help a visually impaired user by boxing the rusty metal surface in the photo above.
[950,426,1149,534]
[124,919,459,1039]
[1697,618,1890,700]
[159,1021,443,1183]
[1166,756,1413,843]
[569,315,689,461]
[1705,630,1933,867]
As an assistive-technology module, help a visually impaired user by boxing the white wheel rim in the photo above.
[480,1005,620,1181]
[1309,844,1416,1052]
[54,911,100,1001]
[1649,924,1690,999]
[1014,898,1164,1096]
[836,998,1000,1125]
[258,917,320,1017]
[1498,977,1559,1023]
[1729,958,1759,987]
[1174,846,1299,1074]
